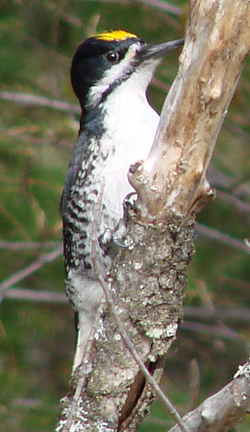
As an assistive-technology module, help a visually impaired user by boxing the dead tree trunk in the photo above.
[56,0,250,431]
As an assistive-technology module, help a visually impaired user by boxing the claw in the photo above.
[123,192,136,221]
[99,193,136,253]
[112,192,137,248]
[112,219,128,248]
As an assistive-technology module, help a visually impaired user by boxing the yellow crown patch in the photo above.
[96,30,137,42]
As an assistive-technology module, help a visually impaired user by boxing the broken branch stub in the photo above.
[129,0,250,224]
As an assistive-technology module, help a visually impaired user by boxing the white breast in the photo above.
[99,80,160,222]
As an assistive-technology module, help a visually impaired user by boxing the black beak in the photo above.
[138,38,184,61]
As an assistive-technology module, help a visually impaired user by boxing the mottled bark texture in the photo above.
[56,0,250,431]
[57,216,195,432]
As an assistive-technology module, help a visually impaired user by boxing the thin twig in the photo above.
[135,0,183,15]
[218,274,250,293]
[182,321,245,342]
[189,359,200,411]
[86,0,182,14]
[196,279,234,349]
[217,190,250,215]
[0,91,80,114]
[0,241,61,250]
[4,287,67,303]
[0,246,63,303]
[184,306,250,324]
[196,223,250,255]
[45,2,83,28]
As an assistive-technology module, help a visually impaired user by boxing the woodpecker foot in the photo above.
[112,193,136,249]
[112,219,128,248]
[123,192,136,222]
[99,193,136,252]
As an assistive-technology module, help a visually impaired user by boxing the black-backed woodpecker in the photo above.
[60,30,183,370]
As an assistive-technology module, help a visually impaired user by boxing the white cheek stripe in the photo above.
[87,43,141,109]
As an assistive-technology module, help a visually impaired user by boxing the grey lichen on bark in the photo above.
[57,215,195,432]
[109,215,195,430]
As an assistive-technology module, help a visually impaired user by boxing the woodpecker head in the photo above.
[71,30,183,113]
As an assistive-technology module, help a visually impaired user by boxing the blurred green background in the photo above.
[1,0,250,431]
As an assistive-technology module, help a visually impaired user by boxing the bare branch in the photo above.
[168,361,250,432]
[45,3,83,28]
[0,246,63,303]
[135,0,183,15]
[0,91,80,114]
[0,241,61,250]
[4,288,67,304]
[196,223,250,255]
[182,321,245,342]
[189,359,200,411]
[217,190,250,215]
[83,0,182,15]
[184,306,250,325]
[218,275,250,293]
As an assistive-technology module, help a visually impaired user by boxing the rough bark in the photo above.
[57,218,195,432]
[56,0,250,431]
[130,0,250,222]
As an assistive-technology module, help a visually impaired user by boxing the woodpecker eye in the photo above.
[105,51,120,63]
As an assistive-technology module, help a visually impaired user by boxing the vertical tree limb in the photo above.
[130,0,250,221]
